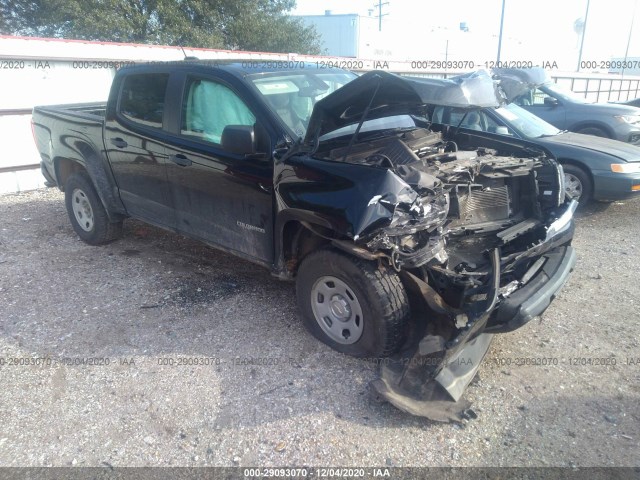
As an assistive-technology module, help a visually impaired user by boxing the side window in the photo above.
[431,106,444,123]
[182,78,256,145]
[448,109,484,131]
[431,107,484,131]
[513,92,531,106]
[515,88,555,106]
[484,113,515,135]
[119,74,169,128]
[433,107,514,136]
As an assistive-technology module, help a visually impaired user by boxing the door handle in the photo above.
[169,154,192,167]
[110,137,128,149]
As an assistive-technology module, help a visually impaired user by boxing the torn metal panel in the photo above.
[371,250,500,421]
[434,333,495,402]
[275,157,449,241]
[280,119,567,276]
[371,377,473,423]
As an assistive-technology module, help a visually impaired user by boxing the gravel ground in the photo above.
[0,188,638,468]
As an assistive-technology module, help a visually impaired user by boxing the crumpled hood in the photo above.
[492,67,550,101]
[539,132,640,162]
[304,70,503,145]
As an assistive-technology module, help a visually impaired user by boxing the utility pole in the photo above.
[374,0,389,32]
[577,0,591,72]
[622,0,638,80]
[496,0,506,63]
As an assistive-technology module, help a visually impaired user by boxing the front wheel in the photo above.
[65,172,122,245]
[296,248,410,358]
[562,164,593,204]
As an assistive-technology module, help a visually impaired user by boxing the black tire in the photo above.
[64,172,122,245]
[562,164,593,204]
[576,126,609,138]
[296,248,410,358]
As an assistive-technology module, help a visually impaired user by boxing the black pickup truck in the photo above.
[32,62,577,421]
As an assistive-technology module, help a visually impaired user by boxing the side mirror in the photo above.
[495,126,511,135]
[221,125,256,155]
[544,96,559,107]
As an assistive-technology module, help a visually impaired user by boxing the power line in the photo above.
[622,0,638,77]
[372,1,389,32]
[496,0,506,63]
[577,0,591,72]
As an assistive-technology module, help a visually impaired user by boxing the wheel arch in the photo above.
[568,121,615,138]
[54,153,125,222]
[54,157,85,190]
[276,215,333,279]
[557,158,594,185]
[558,159,595,202]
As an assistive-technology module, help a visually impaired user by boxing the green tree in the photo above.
[0,0,322,54]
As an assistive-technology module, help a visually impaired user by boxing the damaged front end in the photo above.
[325,131,576,421]
[278,70,577,421]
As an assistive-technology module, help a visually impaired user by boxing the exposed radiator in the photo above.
[456,184,511,224]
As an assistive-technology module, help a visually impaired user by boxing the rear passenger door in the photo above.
[162,72,275,265]
[105,72,175,229]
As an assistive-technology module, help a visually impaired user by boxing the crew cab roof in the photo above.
[116,60,345,78]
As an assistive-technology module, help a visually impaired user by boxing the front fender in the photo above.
[275,155,420,240]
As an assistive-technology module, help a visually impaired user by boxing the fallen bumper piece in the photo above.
[371,243,576,422]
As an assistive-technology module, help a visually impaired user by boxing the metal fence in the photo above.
[553,75,640,103]
[397,70,640,103]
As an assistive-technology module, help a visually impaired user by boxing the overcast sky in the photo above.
[292,0,640,66]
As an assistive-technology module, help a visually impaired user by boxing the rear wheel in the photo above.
[65,172,122,245]
[562,164,593,204]
[296,248,410,358]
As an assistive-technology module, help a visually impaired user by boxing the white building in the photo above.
[297,12,385,58]
[297,12,525,64]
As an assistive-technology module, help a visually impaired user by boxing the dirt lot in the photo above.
[0,188,639,468]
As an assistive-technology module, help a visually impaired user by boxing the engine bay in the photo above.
[314,127,566,309]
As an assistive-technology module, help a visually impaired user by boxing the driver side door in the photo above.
[162,73,275,265]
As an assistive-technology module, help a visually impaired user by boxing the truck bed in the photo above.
[33,102,107,122]
[32,102,109,191]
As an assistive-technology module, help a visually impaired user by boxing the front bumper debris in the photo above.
[485,245,576,333]
[371,212,577,422]
[371,332,494,422]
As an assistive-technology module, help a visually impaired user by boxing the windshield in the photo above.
[544,82,592,104]
[249,71,356,138]
[495,103,561,138]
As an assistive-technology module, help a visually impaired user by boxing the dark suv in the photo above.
[497,68,640,144]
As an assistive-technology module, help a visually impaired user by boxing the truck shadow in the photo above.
[575,200,612,218]
[0,193,437,442]
[117,220,443,429]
